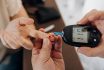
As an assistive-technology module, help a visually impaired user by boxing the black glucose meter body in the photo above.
[54,25,101,48]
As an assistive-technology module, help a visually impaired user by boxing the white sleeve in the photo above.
[6,0,23,17]
[82,0,104,16]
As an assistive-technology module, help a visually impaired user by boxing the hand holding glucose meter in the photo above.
[54,25,101,48]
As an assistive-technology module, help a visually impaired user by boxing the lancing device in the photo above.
[53,25,101,48]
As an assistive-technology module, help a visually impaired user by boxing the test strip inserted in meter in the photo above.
[53,25,101,48]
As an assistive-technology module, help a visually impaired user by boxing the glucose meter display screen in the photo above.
[72,27,88,43]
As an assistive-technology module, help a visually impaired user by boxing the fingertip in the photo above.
[58,35,62,38]
[39,28,45,32]
[48,33,55,36]
[55,35,62,49]
[20,38,34,50]
[77,21,82,25]
[78,19,87,25]
[48,33,55,42]
[57,35,62,42]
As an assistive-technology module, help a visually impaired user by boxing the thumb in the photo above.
[78,9,98,25]
[77,47,94,57]
[20,37,33,50]
[77,46,103,57]
[39,38,52,62]
[52,35,63,59]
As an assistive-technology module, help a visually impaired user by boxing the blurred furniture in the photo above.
[23,0,83,70]
[22,0,60,24]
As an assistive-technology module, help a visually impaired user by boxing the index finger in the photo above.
[29,30,48,39]
[78,9,98,25]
